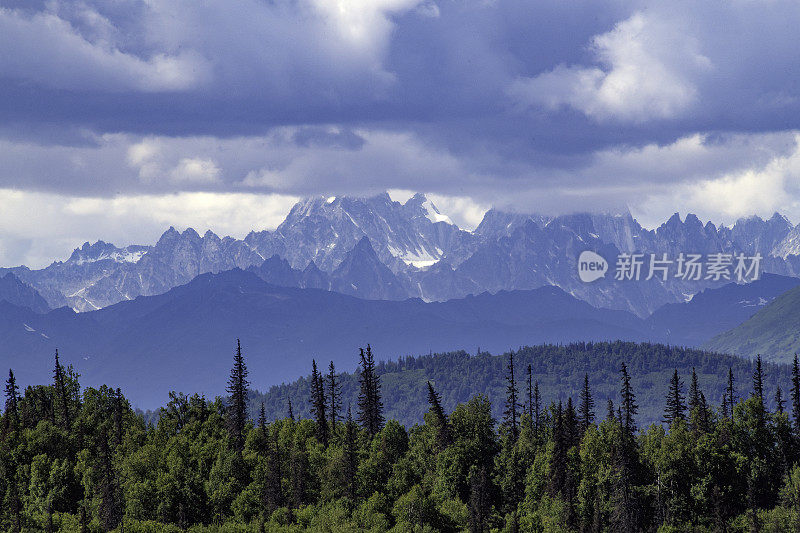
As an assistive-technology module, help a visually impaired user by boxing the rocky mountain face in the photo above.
[5,192,800,316]
[0,273,51,313]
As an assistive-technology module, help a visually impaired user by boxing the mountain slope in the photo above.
[0,269,661,408]
[0,273,51,313]
[704,284,800,362]
[253,342,792,429]
[647,273,800,346]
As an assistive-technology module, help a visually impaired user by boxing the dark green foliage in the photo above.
[226,338,249,453]
[53,350,71,428]
[253,342,794,429]
[426,380,451,448]
[663,368,686,427]
[579,373,595,434]
[327,360,341,433]
[309,359,328,446]
[4,369,19,434]
[3,340,800,531]
[620,362,638,436]
[502,350,521,440]
[357,344,384,437]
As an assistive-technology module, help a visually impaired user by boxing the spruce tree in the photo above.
[663,369,686,427]
[53,350,71,427]
[427,381,451,447]
[688,367,700,413]
[753,355,765,405]
[752,354,766,426]
[226,339,250,453]
[697,391,711,433]
[619,363,638,436]
[309,360,328,446]
[4,368,19,433]
[327,361,342,434]
[357,345,384,437]
[113,388,124,448]
[791,354,800,433]
[549,401,567,496]
[526,364,534,422]
[726,367,736,420]
[533,381,542,435]
[343,405,358,499]
[502,351,521,440]
[259,402,267,430]
[579,373,595,433]
[606,398,615,422]
[775,386,785,414]
[287,397,295,422]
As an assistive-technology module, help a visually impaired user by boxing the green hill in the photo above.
[705,285,800,363]
[251,341,792,428]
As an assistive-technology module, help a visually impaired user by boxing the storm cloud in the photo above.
[2,0,800,266]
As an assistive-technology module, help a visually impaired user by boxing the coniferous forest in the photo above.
[3,343,800,532]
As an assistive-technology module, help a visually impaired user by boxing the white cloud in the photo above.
[0,7,210,92]
[634,134,800,227]
[169,158,221,184]
[510,12,711,122]
[0,189,298,268]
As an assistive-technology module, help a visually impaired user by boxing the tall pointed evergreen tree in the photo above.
[4,368,19,433]
[427,381,451,448]
[533,381,542,435]
[619,363,638,436]
[309,359,328,446]
[579,373,595,434]
[606,398,615,422]
[752,354,766,426]
[663,369,686,427]
[287,397,295,422]
[327,361,342,433]
[791,354,800,433]
[503,351,521,440]
[548,401,567,497]
[113,388,124,448]
[775,386,785,414]
[343,405,358,499]
[753,355,765,404]
[726,367,736,420]
[226,339,250,453]
[526,364,534,422]
[688,367,700,413]
[357,345,384,437]
[53,349,71,427]
[259,402,267,430]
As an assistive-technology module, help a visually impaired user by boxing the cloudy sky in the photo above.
[2,0,800,267]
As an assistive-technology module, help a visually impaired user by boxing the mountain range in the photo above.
[6,192,800,317]
[2,267,798,408]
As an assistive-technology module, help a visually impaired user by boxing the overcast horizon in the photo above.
[3,0,800,267]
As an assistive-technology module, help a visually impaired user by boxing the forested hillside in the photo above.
[3,342,800,531]
[252,342,792,428]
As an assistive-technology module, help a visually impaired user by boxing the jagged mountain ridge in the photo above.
[5,192,800,315]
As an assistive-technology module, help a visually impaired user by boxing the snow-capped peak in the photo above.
[421,197,453,225]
